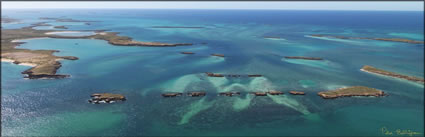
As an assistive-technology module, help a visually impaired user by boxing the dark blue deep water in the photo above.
[1,9,424,136]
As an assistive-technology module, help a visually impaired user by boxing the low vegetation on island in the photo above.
[361,65,424,84]
[317,86,385,99]
[310,34,424,44]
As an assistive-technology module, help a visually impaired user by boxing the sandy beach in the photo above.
[1,58,37,67]
[11,37,48,43]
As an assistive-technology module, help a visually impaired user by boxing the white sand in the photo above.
[11,37,48,43]
[1,58,37,67]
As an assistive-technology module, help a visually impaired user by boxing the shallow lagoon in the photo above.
[1,9,424,136]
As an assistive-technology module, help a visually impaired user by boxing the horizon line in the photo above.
[2,8,423,12]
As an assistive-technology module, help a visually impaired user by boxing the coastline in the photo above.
[1,58,37,67]
[2,17,194,79]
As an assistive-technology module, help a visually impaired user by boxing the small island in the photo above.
[250,92,267,96]
[211,54,225,57]
[39,17,98,22]
[88,93,126,104]
[263,36,285,40]
[219,92,240,96]
[1,17,20,23]
[361,65,424,84]
[247,74,263,77]
[162,92,183,97]
[267,91,284,95]
[289,91,305,95]
[205,72,225,77]
[53,26,68,29]
[151,26,204,29]
[181,52,195,54]
[205,72,263,78]
[310,34,424,44]
[284,56,323,60]
[187,92,206,97]
[317,86,386,99]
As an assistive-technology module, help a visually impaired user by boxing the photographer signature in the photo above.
[381,127,422,136]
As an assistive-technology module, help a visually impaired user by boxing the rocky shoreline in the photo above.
[310,34,424,44]
[317,86,386,99]
[361,65,424,84]
[88,93,126,104]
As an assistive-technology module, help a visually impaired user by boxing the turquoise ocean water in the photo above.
[1,9,424,136]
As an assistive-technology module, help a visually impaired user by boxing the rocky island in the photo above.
[317,86,386,99]
[181,52,195,54]
[162,92,183,97]
[205,72,263,78]
[267,91,284,95]
[205,72,225,77]
[219,92,240,97]
[53,26,68,29]
[187,92,206,97]
[263,36,284,40]
[284,56,323,60]
[151,26,204,29]
[88,93,126,104]
[1,19,193,79]
[361,65,424,84]
[211,54,225,57]
[39,17,98,22]
[310,34,424,44]
[1,17,20,23]
[289,91,305,95]
[250,92,267,96]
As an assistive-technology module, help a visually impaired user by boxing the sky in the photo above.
[1,2,424,11]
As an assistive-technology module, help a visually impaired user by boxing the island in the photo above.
[289,91,305,95]
[361,65,424,84]
[1,17,20,23]
[53,26,68,29]
[310,34,424,44]
[39,17,98,22]
[187,92,206,97]
[211,54,225,57]
[162,92,183,97]
[247,74,263,77]
[284,56,323,60]
[205,72,263,78]
[205,72,225,77]
[263,36,284,40]
[219,92,240,97]
[1,19,194,79]
[181,52,195,54]
[267,91,284,95]
[250,92,267,96]
[88,93,126,104]
[317,86,386,99]
[151,26,204,29]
